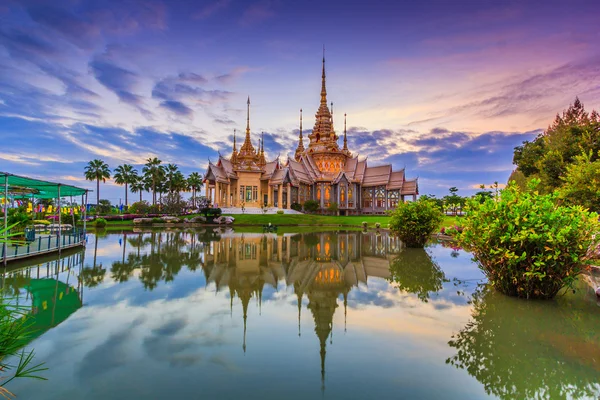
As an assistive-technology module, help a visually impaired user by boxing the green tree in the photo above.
[388,197,443,248]
[187,172,202,209]
[558,151,600,212]
[512,98,600,192]
[142,157,164,205]
[113,164,138,206]
[130,175,145,203]
[84,159,111,209]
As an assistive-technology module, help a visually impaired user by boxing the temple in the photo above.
[201,230,402,388]
[204,56,418,214]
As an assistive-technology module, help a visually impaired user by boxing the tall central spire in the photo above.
[246,96,251,139]
[239,96,256,157]
[320,48,327,106]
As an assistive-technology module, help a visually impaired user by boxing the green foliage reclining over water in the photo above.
[388,197,443,248]
[456,179,599,299]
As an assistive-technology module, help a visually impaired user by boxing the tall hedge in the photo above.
[457,180,599,299]
[388,198,443,248]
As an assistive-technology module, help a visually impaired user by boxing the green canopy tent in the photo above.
[1,172,89,265]
[20,279,82,344]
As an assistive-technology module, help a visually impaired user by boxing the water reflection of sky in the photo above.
[3,230,598,400]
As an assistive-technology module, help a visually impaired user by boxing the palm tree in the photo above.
[130,175,145,203]
[188,172,202,209]
[142,157,164,205]
[113,164,138,206]
[164,164,180,194]
[84,159,111,208]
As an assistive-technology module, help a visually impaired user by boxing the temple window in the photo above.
[388,190,399,209]
[325,186,331,207]
[253,186,258,201]
[246,186,252,201]
[362,187,372,208]
[240,186,245,201]
[348,186,354,208]
[376,186,386,208]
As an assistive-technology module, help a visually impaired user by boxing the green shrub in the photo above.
[129,201,150,215]
[327,202,339,214]
[97,199,112,214]
[290,202,302,211]
[32,219,50,225]
[61,213,80,225]
[388,197,443,248]
[361,221,368,229]
[375,222,381,229]
[152,217,163,224]
[456,179,600,299]
[276,210,284,215]
[303,200,319,213]
[94,218,107,228]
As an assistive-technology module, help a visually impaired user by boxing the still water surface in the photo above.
[3,229,599,399]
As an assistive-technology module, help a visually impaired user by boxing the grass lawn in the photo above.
[93,213,462,230]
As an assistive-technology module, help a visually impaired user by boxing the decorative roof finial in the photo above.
[233,128,237,151]
[295,108,305,161]
[343,113,349,152]
[320,47,327,106]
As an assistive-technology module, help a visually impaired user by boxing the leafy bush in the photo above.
[276,210,284,215]
[128,201,151,215]
[152,217,163,224]
[162,192,187,215]
[388,197,443,248]
[361,221,368,229]
[303,200,319,213]
[94,218,107,228]
[61,213,80,225]
[456,179,600,299]
[7,207,30,228]
[200,208,222,217]
[375,222,381,229]
[290,202,302,211]
[32,220,50,225]
[327,202,338,214]
[97,199,112,214]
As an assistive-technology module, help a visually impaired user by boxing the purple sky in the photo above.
[0,0,599,203]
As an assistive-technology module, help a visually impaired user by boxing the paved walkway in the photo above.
[220,207,303,215]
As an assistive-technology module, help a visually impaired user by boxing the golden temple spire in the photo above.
[238,96,257,159]
[246,96,250,135]
[343,113,348,152]
[320,49,327,107]
[295,108,305,161]
[231,129,239,164]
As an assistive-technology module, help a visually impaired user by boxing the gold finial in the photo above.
[233,128,237,151]
[320,50,327,106]
[343,113,349,152]
[246,96,250,133]
[331,101,334,130]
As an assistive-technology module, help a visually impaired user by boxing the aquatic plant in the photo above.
[456,179,599,299]
[0,301,47,397]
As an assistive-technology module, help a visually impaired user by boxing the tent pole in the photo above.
[3,174,8,268]
[58,184,61,254]
[83,190,88,244]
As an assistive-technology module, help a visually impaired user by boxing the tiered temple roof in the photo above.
[205,53,418,204]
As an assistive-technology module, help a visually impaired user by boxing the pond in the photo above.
[2,228,599,399]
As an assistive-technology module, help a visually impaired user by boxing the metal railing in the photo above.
[1,228,86,261]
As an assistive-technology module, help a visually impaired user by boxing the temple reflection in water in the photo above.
[202,230,402,384]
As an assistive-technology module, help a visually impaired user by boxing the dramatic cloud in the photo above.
[89,57,142,106]
[159,100,193,116]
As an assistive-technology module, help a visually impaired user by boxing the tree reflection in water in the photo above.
[447,286,600,399]
[388,248,447,302]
